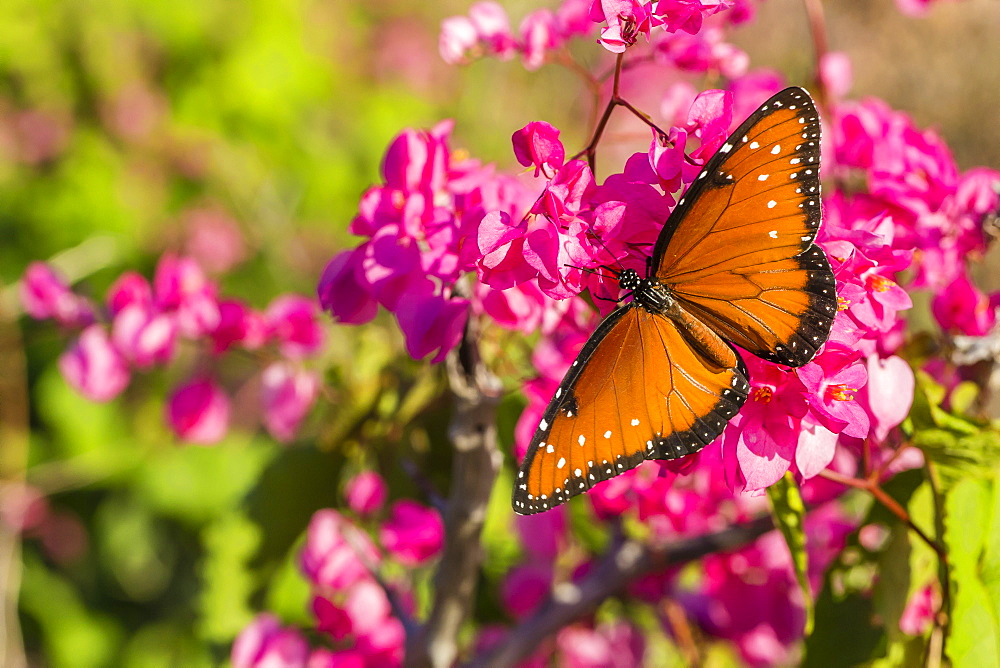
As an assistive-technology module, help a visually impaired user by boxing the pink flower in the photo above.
[819,51,853,100]
[500,564,551,619]
[153,254,220,337]
[231,614,308,668]
[512,121,565,178]
[180,206,248,274]
[722,360,808,491]
[467,2,518,58]
[859,354,914,442]
[648,127,688,193]
[317,249,378,325]
[111,304,177,369]
[394,289,468,364]
[307,648,366,668]
[379,500,444,566]
[265,295,325,359]
[312,596,352,640]
[106,271,152,316]
[894,0,947,17]
[58,326,130,402]
[381,125,450,195]
[932,272,996,336]
[519,9,559,70]
[211,299,268,353]
[360,227,430,310]
[685,88,733,158]
[300,509,380,591]
[654,28,748,78]
[342,579,398,638]
[260,363,319,442]
[556,622,645,668]
[440,15,480,65]
[20,262,94,328]
[653,0,733,35]
[590,0,659,53]
[899,584,938,635]
[794,416,839,480]
[166,376,231,445]
[344,471,387,517]
[798,344,870,439]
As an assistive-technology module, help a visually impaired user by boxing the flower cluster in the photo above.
[20,255,324,444]
[440,0,753,73]
[831,97,1000,334]
[231,472,443,667]
[440,0,593,70]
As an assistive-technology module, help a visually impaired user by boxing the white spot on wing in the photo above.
[578,434,586,446]
[771,145,781,155]
[767,200,777,209]
[546,444,554,453]
[631,418,640,426]
[750,141,760,149]
[540,419,548,431]
[768,230,778,238]
[758,174,769,181]
[557,457,566,469]
[721,143,732,153]
[603,430,612,439]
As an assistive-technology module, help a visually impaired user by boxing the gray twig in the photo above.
[404,315,503,668]
[469,515,775,667]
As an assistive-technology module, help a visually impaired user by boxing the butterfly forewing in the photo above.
[653,87,837,367]
[512,306,750,515]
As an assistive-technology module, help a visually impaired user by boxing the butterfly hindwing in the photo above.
[512,306,750,515]
[652,87,837,367]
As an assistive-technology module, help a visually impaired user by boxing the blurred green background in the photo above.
[1,0,997,665]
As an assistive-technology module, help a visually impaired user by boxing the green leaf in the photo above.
[198,512,261,642]
[944,477,1000,667]
[767,471,813,634]
[916,428,1000,484]
[20,555,123,668]
[804,471,928,666]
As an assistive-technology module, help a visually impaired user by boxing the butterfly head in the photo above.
[618,268,642,292]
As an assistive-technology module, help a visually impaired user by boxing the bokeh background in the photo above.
[2,0,997,665]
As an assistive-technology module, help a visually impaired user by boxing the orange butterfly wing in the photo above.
[653,87,837,367]
[512,305,749,515]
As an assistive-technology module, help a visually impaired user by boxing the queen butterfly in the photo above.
[512,87,838,515]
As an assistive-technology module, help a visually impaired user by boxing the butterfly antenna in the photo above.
[564,264,615,279]
[590,233,625,276]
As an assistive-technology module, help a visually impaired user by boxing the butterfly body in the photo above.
[513,87,837,515]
